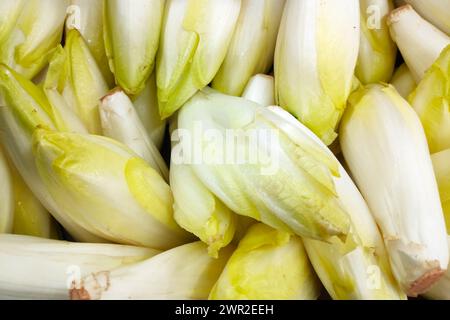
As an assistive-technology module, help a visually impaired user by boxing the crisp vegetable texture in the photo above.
[409,45,450,154]
[340,84,449,296]
[209,223,320,300]
[274,0,360,145]
[2,1,450,302]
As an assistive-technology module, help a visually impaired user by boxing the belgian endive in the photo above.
[209,223,320,300]
[274,0,360,145]
[156,0,241,119]
[0,0,68,79]
[177,88,351,241]
[70,242,233,300]
[211,0,285,96]
[45,29,109,134]
[391,63,416,99]
[104,0,165,95]
[340,84,449,296]
[387,5,450,83]
[404,0,450,36]
[0,63,104,243]
[66,0,114,85]
[32,128,190,249]
[0,234,159,300]
[0,146,14,233]
[99,88,169,182]
[178,88,405,299]
[356,0,397,84]
[409,45,450,154]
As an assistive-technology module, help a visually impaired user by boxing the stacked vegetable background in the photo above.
[0,0,449,300]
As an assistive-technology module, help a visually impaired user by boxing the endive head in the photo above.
[0,0,69,79]
[356,0,397,84]
[209,223,320,300]
[340,84,449,295]
[409,45,450,154]
[274,0,360,145]
[156,0,242,119]
[104,0,165,95]
[387,5,450,83]
[211,0,285,96]
[46,29,108,134]
[176,88,351,242]
[32,129,188,248]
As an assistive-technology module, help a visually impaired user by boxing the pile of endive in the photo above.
[0,0,449,301]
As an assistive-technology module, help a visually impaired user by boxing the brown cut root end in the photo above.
[100,87,125,104]
[386,4,413,26]
[70,287,91,300]
[407,268,445,297]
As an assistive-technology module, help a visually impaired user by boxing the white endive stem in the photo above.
[241,74,275,106]
[274,0,360,145]
[131,73,167,150]
[340,84,449,296]
[104,0,165,95]
[0,0,69,79]
[100,88,169,182]
[66,0,114,85]
[0,64,106,243]
[390,63,416,99]
[209,223,320,300]
[387,5,450,83]
[212,0,285,96]
[0,146,14,233]
[0,234,159,300]
[70,242,233,300]
[404,0,450,35]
